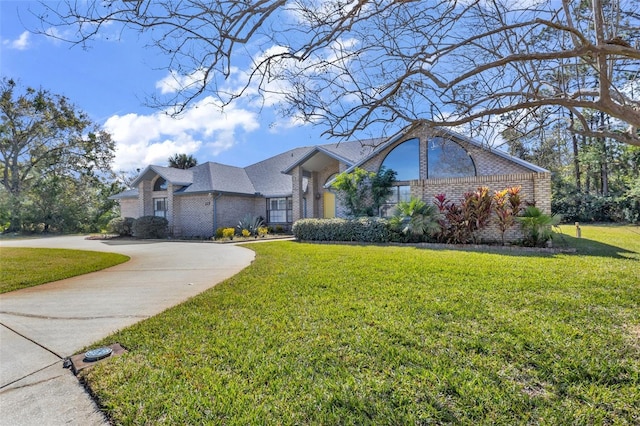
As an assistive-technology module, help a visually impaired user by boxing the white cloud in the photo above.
[155,69,209,95]
[3,31,31,50]
[104,96,260,171]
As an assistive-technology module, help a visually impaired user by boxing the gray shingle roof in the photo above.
[181,162,255,195]
[109,188,139,199]
[130,165,193,188]
[115,137,404,199]
[245,147,311,196]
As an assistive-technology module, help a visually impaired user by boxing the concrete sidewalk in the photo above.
[0,236,255,425]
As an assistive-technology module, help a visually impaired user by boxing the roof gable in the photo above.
[281,139,381,174]
[340,126,550,176]
[182,162,255,195]
[130,165,193,188]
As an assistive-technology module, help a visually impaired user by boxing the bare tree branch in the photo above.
[35,0,640,146]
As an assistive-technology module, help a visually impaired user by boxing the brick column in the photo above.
[419,136,428,180]
[533,172,552,214]
[291,166,304,222]
[139,180,152,217]
[166,183,174,226]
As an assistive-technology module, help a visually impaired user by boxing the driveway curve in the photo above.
[0,236,255,426]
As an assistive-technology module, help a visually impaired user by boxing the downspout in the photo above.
[212,192,223,236]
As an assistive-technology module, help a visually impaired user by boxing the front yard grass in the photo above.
[0,248,129,293]
[85,224,639,424]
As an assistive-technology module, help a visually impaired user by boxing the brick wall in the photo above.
[172,194,213,237]
[334,127,552,243]
[118,199,138,218]
[415,173,551,243]
[172,194,264,238]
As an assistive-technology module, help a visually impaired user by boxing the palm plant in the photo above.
[168,153,198,169]
[390,197,442,241]
[517,206,561,247]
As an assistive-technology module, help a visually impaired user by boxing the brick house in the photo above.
[111,125,550,241]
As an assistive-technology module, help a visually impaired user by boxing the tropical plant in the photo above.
[331,167,396,217]
[168,153,198,169]
[390,198,441,241]
[517,206,562,247]
[462,187,493,243]
[493,186,523,245]
[435,189,494,244]
[237,214,264,236]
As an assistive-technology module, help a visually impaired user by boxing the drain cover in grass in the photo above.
[84,347,113,362]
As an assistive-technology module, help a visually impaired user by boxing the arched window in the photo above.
[427,137,476,179]
[153,177,168,191]
[380,138,419,181]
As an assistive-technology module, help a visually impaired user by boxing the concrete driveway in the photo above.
[0,236,255,425]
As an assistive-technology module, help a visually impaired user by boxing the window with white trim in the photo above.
[154,198,167,218]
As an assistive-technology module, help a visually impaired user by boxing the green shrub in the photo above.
[132,216,168,239]
[389,197,441,242]
[215,227,225,239]
[331,167,396,217]
[293,217,391,242]
[517,206,561,247]
[222,227,235,240]
[107,217,135,236]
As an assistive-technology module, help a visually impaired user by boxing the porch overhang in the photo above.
[282,147,353,175]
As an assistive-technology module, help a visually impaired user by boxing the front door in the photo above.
[323,192,335,218]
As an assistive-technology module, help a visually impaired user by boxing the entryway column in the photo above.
[291,166,304,222]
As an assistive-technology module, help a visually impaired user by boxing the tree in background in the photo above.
[41,0,640,146]
[168,153,198,169]
[331,167,396,217]
[0,78,117,232]
[504,110,640,222]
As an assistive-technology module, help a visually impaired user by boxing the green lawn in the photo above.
[84,225,639,424]
[0,247,129,293]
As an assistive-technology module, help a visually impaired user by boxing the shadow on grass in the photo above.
[298,233,637,260]
[551,230,637,259]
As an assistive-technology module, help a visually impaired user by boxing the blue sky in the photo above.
[0,1,330,172]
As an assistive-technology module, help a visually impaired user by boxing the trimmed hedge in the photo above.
[132,216,169,239]
[107,217,135,236]
[292,217,393,242]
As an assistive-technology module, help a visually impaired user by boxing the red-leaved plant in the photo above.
[434,187,493,244]
[493,186,523,245]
